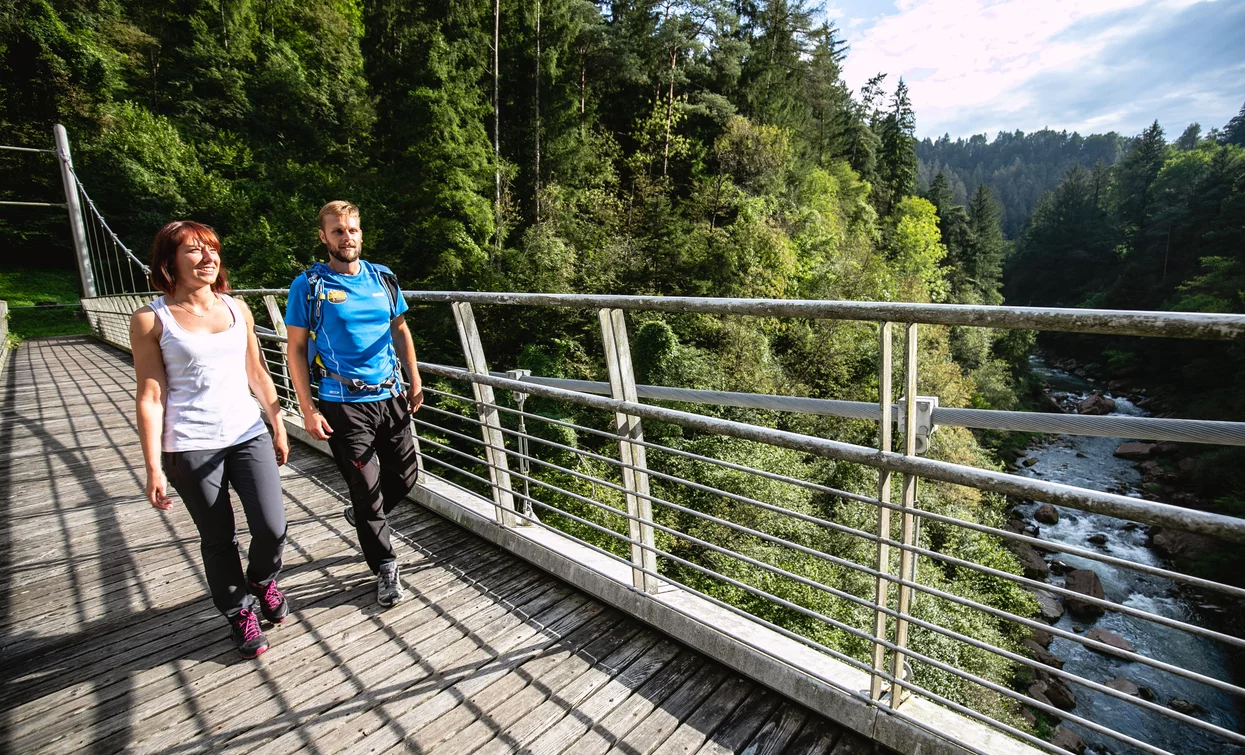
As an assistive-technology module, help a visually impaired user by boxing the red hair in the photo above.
[149,221,231,296]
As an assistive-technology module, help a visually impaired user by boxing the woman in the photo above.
[130,220,291,659]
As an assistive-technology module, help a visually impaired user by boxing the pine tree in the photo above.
[966,184,1005,304]
[1223,101,1245,147]
[875,78,916,217]
[1176,123,1201,151]
[1116,120,1168,239]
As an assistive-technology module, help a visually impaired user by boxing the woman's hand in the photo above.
[273,426,290,466]
[147,470,174,510]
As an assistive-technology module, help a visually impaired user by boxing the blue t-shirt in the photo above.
[285,260,410,403]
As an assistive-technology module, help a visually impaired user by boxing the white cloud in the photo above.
[839,0,1209,137]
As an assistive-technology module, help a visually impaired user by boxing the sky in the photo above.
[833,0,1245,141]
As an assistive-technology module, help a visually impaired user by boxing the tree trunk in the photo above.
[661,47,677,177]
[493,0,502,254]
[534,0,542,224]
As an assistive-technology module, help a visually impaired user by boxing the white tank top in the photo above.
[151,294,266,452]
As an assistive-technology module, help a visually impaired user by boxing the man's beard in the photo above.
[328,244,360,265]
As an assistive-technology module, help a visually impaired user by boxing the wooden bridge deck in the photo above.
[0,336,881,755]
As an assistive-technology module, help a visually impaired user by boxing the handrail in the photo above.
[243,288,1245,340]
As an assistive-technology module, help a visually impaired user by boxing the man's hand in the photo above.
[409,386,424,414]
[305,410,334,441]
[147,470,173,511]
[273,427,290,466]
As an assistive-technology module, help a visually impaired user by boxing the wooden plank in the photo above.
[509,639,684,755]
[602,663,731,755]
[740,704,809,755]
[404,615,645,755]
[784,717,845,755]
[693,687,782,755]
[650,676,755,755]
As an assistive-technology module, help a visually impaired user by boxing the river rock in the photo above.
[1139,460,1164,478]
[1087,533,1108,546]
[1052,725,1086,754]
[1078,393,1116,415]
[1031,627,1055,648]
[1008,542,1050,579]
[1038,391,1066,414]
[1044,677,1077,710]
[1170,698,1205,716]
[1086,628,1134,656]
[1177,456,1198,473]
[1022,457,1039,467]
[1031,590,1065,623]
[1105,677,1140,696]
[1064,569,1106,618]
[1034,504,1060,524]
[1150,528,1216,559]
[1114,442,1157,459]
[1022,638,1065,669]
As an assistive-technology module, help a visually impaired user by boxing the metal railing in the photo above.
[82,290,1245,755]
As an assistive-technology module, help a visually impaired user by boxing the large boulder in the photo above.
[1114,441,1157,460]
[1086,628,1134,657]
[1022,638,1065,669]
[1150,527,1217,560]
[1009,542,1050,580]
[1106,678,1140,696]
[1078,393,1116,415]
[1052,726,1086,754]
[1031,590,1065,623]
[1063,569,1106,618]
[1043,677,1077,710]
[1031,627,1055,648]
[1034,504,1060,525]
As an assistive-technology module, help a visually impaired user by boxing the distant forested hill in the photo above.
[917,129,1132,237]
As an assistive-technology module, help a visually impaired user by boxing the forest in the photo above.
[3,0,1243,740]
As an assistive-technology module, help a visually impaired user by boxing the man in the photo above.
[285,201,423,608]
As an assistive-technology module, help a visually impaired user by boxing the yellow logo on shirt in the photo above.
[327,290,348,304]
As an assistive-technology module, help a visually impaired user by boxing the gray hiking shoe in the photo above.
[343,505,355,528]
[377,561,405,608]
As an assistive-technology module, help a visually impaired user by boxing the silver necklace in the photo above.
[173,295,217,319]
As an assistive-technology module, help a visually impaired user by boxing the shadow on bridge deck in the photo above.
[0,336,881,755]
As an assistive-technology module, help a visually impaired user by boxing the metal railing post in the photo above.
[869,321,894,701]
[599,308,659,593]
[890,322,919,708]
[53,124,96,298]
[452,302,517,526]
[262,295,295,409]
[506,368,537,525]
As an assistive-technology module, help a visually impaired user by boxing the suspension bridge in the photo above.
[2,125,1245,755]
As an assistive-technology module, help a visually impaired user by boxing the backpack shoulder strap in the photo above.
[303,269,325,336]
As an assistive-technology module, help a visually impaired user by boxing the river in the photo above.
[1013,359,1242,755]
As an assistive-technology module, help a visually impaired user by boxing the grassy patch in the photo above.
[0,265,91,341]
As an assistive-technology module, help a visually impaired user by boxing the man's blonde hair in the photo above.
[318,200,360,228]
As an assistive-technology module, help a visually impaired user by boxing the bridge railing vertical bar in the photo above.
[53,124,96,298]
[451,301,517,527]
[869,321,894,702]
[599,308,659,593]
[262,295,295,413]
[890,322,920,709]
